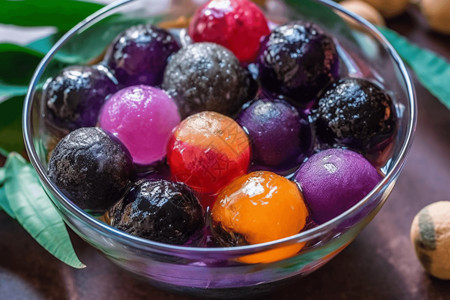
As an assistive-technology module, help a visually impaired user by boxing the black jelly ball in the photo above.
[257,22,339,103]
[42,65,118,134]
[237,98,313,170]
[162,42,255,119]
[48,127,133,211]
[104,24,180,87]
[312,78,396,152]
[108,179,204,245]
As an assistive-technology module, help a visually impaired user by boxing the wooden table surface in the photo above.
[0,6,449,300]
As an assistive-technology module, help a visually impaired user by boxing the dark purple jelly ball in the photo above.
[48,127,133,211]
[104,24,180,87]
[162,42,255,119]
[257,22,339,103]
[107,179,204,245]
[312,78,396,153]
[42,65,118,134]
[237,98,312,170]
[295,149,382,224]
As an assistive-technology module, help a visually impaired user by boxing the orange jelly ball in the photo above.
[211,171,309,263]
[167,111,250,206]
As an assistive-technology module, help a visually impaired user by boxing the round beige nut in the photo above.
[411,201,450,280]
[360,0,409,18]
[421,0,450,35]
[340,0,385,26]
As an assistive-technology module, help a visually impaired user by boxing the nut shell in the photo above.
[411,201,450,280]
[421,0,450,35]
[360,0,409,18]
[340,0,385,26]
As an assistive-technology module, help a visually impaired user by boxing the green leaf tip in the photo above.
[0,0,104,31]
[0,167,5,184]
[4,152,85,269]
[0,185,15,218]
[378,27,450,110]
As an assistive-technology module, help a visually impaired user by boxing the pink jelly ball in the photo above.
[99,85,180,165]
[295,149,382,224]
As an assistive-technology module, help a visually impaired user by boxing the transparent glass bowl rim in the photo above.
[23,0,417,256]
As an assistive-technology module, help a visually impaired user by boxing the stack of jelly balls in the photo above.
[44,0,397,260]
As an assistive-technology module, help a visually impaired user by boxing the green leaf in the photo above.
[0,0,104,31]
[0,43,46,86]
[55,15,150,64]
[4,153,85,268]
[0,83,29,99]
[378,27,450,110]
[0,96,24,153]
[27,33,60,55]
[0,167,4,185]
[0,147,8,157]
[285,0,355,41]
[0,185,15,218]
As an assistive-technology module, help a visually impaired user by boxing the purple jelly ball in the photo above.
[99,85,181,166]
[257,22,339,103]
[104,24,180,87]
[237,98,312,170]
[295,149,382,224]
[42,65,118,134]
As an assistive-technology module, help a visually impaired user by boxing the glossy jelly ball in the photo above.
[211,171,309,263]
[167,111,250,198]
[99,85,180,165]
[107,179,204,245]
[295,149,382,224]
[237,98,312,170]
[313,78,396,153]
[104,24,180,87]
[257,22,339,102]
[42,65,118,134]
[189,0,270,62]
[162,42,254,118]
[48,127,133,211]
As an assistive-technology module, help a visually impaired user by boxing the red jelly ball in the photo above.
[189,0,270,62]
[167,111,250,203]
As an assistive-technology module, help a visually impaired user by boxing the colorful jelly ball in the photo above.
[167,111,250,199]
[257,22,339,102]
[189,0,270,62]
[107,179,204,245]
[237,98,313,170]
[42,65,118,134]
[211,171,309,263]
[313,78,396,153]
[162,42,255,119]
[295,149,382,224]
[99,85,180,165]
[48,127,133,211]
[104,24,180,87]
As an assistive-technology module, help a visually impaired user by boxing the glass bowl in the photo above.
[23,0,416,297]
